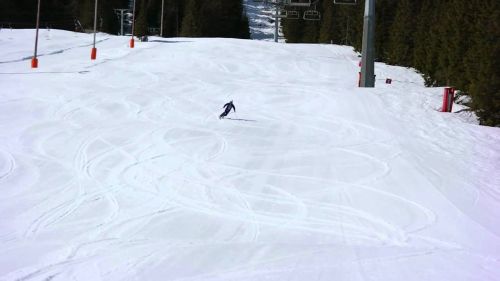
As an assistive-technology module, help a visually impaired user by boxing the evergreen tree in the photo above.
[1,0,38,28]
[301,20,320,43]
[239,12,251,39]
[434,1,455,85]
[77,0,128,33]
[349,0,365,52]
[464,0,500,125]
[159,0,183,37]
[199,0,248,38]
[375,0,397,61]
[318,0,335,44]
[440,0,472,88]
[101,0,123,34]
[386,0,414,66]
[77,0,94,31]
[135,0,149,36]
[282,18,303,43]
[412,0,435,84]
[180,0,202,36]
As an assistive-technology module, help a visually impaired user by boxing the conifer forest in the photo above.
[282,0,499,126]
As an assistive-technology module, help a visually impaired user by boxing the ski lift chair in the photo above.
[266,0,284,5]
[303,10,320,21]
[272,9,288,18]
[287,0,312,7]
[333,0,357,4]
[286,10,300,20]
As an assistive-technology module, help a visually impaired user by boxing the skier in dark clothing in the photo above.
[219,100,236,119]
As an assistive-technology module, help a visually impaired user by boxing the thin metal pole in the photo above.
[93,0,98,48]
[121,10,124,35]
[33,0,41,60]
[114,9,128,35]
[274,5,278,42]
[131,0,136,39]
[360,0,375,87]
[160,0,164,37]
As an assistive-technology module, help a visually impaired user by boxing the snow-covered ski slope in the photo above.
[244,0,284,41]
[1,29,500,281]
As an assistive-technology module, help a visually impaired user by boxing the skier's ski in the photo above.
[223,118,257,122]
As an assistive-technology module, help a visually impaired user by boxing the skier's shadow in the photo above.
[225,117,257,122]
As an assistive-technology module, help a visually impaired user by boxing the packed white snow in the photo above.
[0,29,500,281]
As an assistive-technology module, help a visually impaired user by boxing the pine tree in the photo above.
[135,0,149,36]
[239,12,251,39]
[282,18,303,43]
[412,0,434,84]
[386,0,414,66]
[441,0,472,89]
[101,0,123,34]
[375,0,397,61]
[318,0,335,44]
[464,0,500,125]
[160,0,182,37]
[301,20,320,43]
[1,0,37,28]
[180,0,201,36]
[350,0,364,52]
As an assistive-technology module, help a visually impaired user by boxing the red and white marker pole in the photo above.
[31,0,41,68]
[130,0,136,48]
[91,0,98,60]
[441,87,455,112]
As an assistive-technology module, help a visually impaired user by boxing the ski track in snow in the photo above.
[0,149,16,180]
[0,28,499,281]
